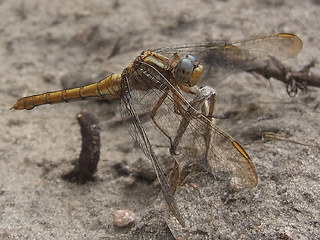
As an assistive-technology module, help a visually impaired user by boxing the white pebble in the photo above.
[113,210,136,228]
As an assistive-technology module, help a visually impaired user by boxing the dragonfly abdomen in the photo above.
[11,73,123,110]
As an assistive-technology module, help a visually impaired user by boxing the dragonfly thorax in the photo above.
[175,54,203,87]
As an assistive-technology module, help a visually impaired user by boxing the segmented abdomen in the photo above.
[11,73,123,110]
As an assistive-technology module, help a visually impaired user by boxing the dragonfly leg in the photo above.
[150,86,198,155]
[168,155,181,194]
[170,86,216,160]
[202,89,216,167]
[150,89,175,145]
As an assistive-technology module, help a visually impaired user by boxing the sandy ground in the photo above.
[1,0,320,239]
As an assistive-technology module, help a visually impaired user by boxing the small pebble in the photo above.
[113,210,136,228]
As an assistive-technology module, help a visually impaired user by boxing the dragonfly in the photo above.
[11,33,302,226]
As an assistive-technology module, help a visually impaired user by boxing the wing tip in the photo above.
[277,33,303,56]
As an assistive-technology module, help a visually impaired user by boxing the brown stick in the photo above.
[62,110,101,183]
[248,58,320,96]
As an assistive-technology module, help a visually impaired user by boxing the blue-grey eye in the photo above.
[175,58,193,84]
[186,54,196,64]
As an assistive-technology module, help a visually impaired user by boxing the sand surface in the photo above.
[1,0,319,239]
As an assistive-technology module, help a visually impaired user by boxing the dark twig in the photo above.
[248,58,320,96]
[62,110,101,183]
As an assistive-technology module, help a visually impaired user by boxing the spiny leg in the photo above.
[170,86,216,156]
[150,88,187,147]
[170,86,217,184]
[202,89,216,166]
[150,89,173,141]
[150,86,217,188]
[149,90,186,186]
[168,155,181,195]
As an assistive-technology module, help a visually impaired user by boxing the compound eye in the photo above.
[175,57,193,84]
[186,54,197,64]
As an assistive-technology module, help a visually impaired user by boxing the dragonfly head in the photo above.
[175,54,203,87]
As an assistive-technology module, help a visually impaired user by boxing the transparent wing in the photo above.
[120,75,186,227]
[170,103,258,188]
[155,33,302,85]
[121,61,258,190]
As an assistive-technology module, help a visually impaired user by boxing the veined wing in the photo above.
[120,70,186,227]
[155,33,302,84]
[173,100,258,188]
[121,58,258,191]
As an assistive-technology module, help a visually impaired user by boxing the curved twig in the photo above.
[62,110,101,183]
